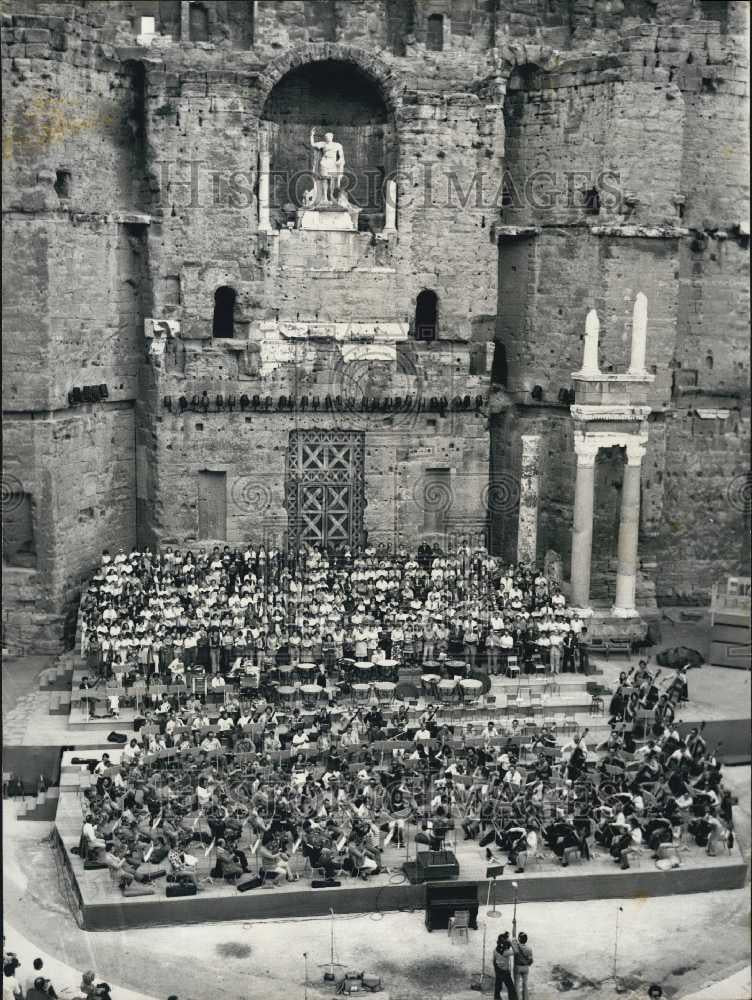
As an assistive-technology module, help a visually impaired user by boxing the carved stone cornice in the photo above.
[570,404,652,423]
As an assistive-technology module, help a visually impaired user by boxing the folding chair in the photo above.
[533,654,547,677]
[529,691,544,715]
[506,656,520,679]
[448,909,471,944]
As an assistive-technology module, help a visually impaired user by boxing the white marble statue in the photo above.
[309,127,345,204]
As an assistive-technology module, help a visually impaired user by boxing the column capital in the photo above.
[573,437,600,467]
[625,436,648,466]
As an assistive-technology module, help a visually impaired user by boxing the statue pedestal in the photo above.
[296,205,359,232]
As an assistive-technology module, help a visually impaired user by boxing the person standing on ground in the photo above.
[512,932,533,1000]
[493,932,518,1000]
[3,962,22,1000]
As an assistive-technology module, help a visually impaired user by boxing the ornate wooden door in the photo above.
[288,431,365,549]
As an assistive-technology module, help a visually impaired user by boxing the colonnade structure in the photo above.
[569,293,654,617]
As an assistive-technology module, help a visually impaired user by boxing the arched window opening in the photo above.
[426,13,444,51]
[213,286,236,338]
[414,290,438,341]
[189,3,210,42]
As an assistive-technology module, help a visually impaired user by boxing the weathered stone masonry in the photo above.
[1,0,749,652]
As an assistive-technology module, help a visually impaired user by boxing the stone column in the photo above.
[570,437,599,608]
[383,178,397,233]
[579,308,600,376]
[612,436,647,617]
[516,434,541,565]
[258,146,272,233]
[628,291,648,374]
[180,1,190,40]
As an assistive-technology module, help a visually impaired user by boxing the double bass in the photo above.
[639,669,663,710]
[608,667,635,718]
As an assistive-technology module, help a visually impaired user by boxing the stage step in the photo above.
[49,692,71,715]
[18,787,60,822]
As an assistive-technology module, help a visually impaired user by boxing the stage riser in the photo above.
[66,702,602,731]
[709,642,751,670]
[74,861,747,932]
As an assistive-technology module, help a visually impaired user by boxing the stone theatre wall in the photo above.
[1,0,749,651]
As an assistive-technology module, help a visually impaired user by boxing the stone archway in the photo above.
[255,43,404,120]
[259,46,400,216]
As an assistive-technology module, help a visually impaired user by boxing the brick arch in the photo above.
[493,42,564,81]
[255,43,404,119]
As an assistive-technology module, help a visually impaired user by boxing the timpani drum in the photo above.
[374,681,396,705]
[301,683,321,708]
[422,659,441,675]
[297,663,315,680]
[355,661,374,682]
[459,678,483,702]
[438,678,458,704]
[446,659,467,679]
[277,685,297,705]
[277,665,294,683]
[352,683,371,703]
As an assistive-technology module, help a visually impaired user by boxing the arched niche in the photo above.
[260,58,397,218]
[414,289,438,341]
[213,286,236,338]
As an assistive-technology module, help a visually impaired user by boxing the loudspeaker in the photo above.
[166,882,197,897]
[236,875,263,892]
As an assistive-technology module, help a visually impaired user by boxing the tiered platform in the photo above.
[65,668,611,736]
[9,642,744,930]
[53,777,746,931]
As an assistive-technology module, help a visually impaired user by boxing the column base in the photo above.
[611,605,640,619]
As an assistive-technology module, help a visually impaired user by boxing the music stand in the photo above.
[485,864,504,919]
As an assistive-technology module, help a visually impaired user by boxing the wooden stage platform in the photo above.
[54,785,747,932]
